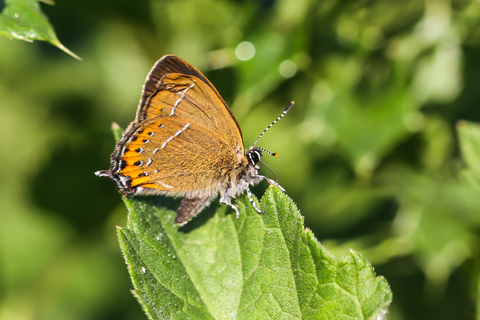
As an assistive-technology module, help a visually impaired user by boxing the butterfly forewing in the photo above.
[141,74,243,150]
[137,55,242,142]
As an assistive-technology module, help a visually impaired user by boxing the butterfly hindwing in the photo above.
[114,117,237,197]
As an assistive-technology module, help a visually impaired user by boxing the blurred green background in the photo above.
[1,0,480,319]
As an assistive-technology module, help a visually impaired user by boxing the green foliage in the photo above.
[2,0,480,319]
[458,121,480,190]
[119,187,391,319]
[0,0,79,59]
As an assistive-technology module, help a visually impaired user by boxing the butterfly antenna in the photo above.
[253,101,294,156]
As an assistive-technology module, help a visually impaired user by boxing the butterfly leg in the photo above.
[219,197,240,219]
[264,177,285,192]
[246,187,263,214]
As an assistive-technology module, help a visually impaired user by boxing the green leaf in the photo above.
[111,122,124,142]
[118,187,392,319]
[0,0,80,59]
[458,120,480,190]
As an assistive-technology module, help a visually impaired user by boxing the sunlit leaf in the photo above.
[0,0,80,59]
[118,187,392,319]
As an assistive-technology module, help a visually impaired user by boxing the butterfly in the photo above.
[96,55,293,226]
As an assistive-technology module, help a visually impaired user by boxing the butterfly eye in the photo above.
[247,149,262,165]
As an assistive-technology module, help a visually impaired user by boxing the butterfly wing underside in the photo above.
[101,55,246,225]
[116,117,235,196]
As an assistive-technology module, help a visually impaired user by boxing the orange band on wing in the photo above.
[130,176,150,186]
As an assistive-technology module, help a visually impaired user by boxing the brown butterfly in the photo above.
[96,55,293,226]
